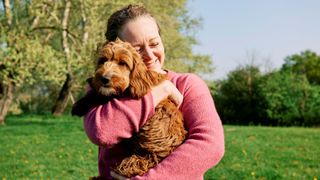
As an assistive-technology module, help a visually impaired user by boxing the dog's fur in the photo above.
[72,39,187,178]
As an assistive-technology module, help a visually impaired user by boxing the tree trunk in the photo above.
[0,82,13,125]
[51,0,72,116]
[51,73,73,116]
[80,1,88,45]
[1,0,14,125]
[3,0,13,28]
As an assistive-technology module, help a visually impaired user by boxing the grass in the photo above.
[0,115,319,179]
[0,115,97,179]
[205,126,320,180]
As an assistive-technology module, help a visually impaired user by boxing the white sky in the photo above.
[187,0,320,80]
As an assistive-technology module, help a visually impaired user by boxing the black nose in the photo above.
[101,76,110,86]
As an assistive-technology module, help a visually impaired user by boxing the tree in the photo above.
[259,70,319,126]
[0,0,60,124]
[214,65,264,125]
[282,50,320,85]
[0,0,14,125]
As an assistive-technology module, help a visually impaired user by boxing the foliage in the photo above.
[282,50,320,85]
[1,115,319,179]
[0,0,68,122]
[1,0,212,116]
[212,51,320,126]
[259,70,320,126]
[0,30,64,86]
[213,65,265,125]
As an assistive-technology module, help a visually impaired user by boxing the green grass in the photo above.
[0,115,98,179]
[205,126,320,180]
[0,115,319,179]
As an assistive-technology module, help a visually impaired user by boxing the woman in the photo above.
[84,4,224,180]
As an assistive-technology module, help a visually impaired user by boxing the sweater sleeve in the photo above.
[84,92,155,148]
[132,74,225,180]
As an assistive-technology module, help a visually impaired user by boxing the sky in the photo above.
[187,0,320,80]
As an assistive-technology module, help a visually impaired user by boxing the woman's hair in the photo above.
[105,4,161,41]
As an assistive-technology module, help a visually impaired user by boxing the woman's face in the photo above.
[119,16,165,72]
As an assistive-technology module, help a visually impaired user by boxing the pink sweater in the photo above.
[84,70,225,180]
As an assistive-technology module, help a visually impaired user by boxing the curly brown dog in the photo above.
[72,39,187,178]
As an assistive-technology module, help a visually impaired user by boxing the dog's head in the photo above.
[90,39,166,98]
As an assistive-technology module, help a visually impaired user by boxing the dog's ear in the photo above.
[129,63,168,98]
[129,61,153,98]
[86,77,98,92]
[71,91,110,117]
[87,77,94,87]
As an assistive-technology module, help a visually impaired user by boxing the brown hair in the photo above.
[105,4,161,41]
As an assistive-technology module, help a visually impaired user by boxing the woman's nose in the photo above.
[141,46,154,61]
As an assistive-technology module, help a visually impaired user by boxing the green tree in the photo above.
[302,85,320,126]
[0,0,62,124]
[282,50,320,85]
[214,65,264,125]
[259,70,320,126]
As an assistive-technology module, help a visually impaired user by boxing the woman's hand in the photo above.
[151,80,183,107]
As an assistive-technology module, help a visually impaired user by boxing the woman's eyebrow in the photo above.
[149,37,160,42]
[131,37,160,47]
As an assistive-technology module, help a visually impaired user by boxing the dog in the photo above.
[72,39,187,178]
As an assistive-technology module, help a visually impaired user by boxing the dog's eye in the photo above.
[98,57,107,65]
[119,60,127,66]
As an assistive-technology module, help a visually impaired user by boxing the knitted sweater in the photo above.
[84,70,225,180]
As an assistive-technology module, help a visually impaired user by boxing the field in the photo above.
[0,115,319,179]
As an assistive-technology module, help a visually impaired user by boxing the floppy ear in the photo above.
[87,77,100,93]
[128,62,168,98]
[129,61,153,98]
[71,77,95,116]
[87,77,94,88]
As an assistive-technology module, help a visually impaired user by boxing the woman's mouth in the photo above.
[145,59,159,68]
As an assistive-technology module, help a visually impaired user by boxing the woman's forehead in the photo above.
[119,16,160,44]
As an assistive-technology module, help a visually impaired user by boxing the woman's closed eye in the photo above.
[134,47,142,53]
[150,42,159,47]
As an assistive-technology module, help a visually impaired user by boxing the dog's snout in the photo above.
[101,76,110,86]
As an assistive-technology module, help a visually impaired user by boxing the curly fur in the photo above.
[72,39,187,178]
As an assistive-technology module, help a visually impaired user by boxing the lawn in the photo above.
[0,115,319,179]
[205,126,320,180]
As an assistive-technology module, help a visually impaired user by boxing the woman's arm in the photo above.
[83,80,183,148]
[132,74,225,180]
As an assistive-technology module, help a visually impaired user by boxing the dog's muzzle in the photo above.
[101,76,111,87]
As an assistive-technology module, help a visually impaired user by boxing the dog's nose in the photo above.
[101,76,110,86]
